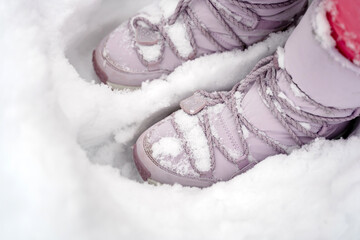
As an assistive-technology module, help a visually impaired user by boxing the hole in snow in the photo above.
[58,0,297,185]
[62,0,163,182]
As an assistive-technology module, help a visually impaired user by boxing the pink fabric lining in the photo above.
[327,0,360,64]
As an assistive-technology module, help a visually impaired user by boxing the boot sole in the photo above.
[92,50,140,90]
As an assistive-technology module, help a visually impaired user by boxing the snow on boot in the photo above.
[132,0,360,187]
[93,0,308,88]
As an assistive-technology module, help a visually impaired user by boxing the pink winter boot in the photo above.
[132,0,360,187]
[93,0,308,88]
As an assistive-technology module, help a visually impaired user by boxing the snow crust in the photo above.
[1,0,360,239]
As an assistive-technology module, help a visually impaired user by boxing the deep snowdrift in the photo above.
[1,0,360,239]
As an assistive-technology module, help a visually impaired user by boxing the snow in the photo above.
[266,87,274,96]
[278,91,296,107]
[207,103,225,116]
[165,19,194,58]
[274,100,283,113]
[137,43,163,62]
[300,122,312,130]
[277,47,286,69]
[159,0,181,19]
[152,137,182,158]
[1,0,360,240]
[241,125,250,139]
[290,82,306,98]
[152,136,197,177]
[174,111,212,172]
[313,0,336,49]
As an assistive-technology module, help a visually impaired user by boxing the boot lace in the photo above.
[168,54,360,177]
[130,0,302,66]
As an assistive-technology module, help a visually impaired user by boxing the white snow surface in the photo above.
[174,111,212,172]
[137,43,163,62]
[165,19,194,58]
[277,47,286,69]
[152,137,182,158]
[313,0,336,49]
[1,0,360,239]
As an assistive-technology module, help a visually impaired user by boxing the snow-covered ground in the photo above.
[1,0,360,239]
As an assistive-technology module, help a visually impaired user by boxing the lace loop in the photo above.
[129,0,276,67]
[172,54,360,176]
[167,0,192,25]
